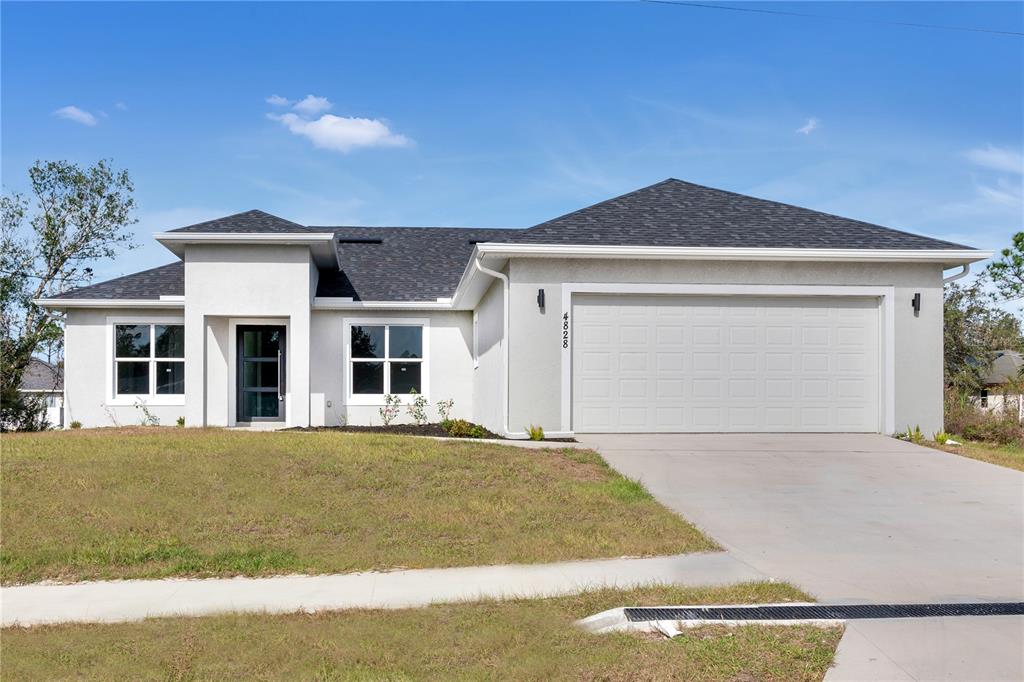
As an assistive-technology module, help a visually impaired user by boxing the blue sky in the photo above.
[2,1,1022,282]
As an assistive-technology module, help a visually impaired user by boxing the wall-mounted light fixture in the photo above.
[537,288,546,312]
[911,292,921,316]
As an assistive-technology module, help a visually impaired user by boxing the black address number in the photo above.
[562,312,569,348]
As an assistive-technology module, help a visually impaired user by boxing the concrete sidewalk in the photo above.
[1,551,763,627]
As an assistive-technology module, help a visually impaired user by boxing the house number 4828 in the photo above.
[562,313,569,348]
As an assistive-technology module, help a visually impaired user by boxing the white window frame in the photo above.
[344,318,429,405]
[106,316,186,406]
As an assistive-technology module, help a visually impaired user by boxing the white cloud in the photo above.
[965,144,1023,175]
[268,112,411,154]
[266,94,291,107]
[115,101,127,111]
[292,94,333,116]
[796,118,819,135]
[53,105,98,126]
[976,177,1023,206]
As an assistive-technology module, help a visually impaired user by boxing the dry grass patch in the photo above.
[929,439,1024,472]
[1,428,715,584]
[1,582,841,681]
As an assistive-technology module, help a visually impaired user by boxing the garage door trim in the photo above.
[559,283,896,434]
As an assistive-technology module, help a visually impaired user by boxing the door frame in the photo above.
[236,324,287,422]
[228,317,289,425]
[559,283,896,435]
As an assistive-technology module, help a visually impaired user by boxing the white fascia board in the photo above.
[473,243,993,265]
[154,232,336,244]
[155,232,338,267]
[312,297,453,311]
[34,298,185,310]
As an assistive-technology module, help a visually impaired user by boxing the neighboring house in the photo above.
[975,350,1024,420]
[18,358,64,428]
[38,179,989,436]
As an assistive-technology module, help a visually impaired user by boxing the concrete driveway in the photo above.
[577,433,1024,680]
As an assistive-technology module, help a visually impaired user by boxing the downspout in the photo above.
[474,258,529,439]
[942,263,971,284]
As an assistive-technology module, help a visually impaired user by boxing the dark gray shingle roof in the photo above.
[505,179,972,250]
[52,262,183,300]
[315,227,516,301]
[168,209,312,234]
[982,350,1024,386]
[20,358,63,391]
[50,179,979,303]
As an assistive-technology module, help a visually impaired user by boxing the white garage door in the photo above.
[572,294,880,433]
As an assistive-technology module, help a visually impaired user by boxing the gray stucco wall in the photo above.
[507,258,945,435]
[309,309,475,426]
[184,244,313,427]
[471,278,505,434]
[64,307,187,428]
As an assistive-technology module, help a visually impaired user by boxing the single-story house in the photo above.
[39,179,989,436]
[975,349,1023,420]
[18,358,64,428]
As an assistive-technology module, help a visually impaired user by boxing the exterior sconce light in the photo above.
[537,288,546,312]
[912,292,921,316]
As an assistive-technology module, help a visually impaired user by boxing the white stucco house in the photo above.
[974,349,1024,421]
[39,179,990,437]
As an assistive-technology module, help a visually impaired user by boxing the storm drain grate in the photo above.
[623,602,1024,622]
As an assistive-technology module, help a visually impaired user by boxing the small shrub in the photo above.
[176,416,185,428]
[933,430,952,444]
[963,417,1024,445]
[444,419,487,439]
[135,399,160,426]
[379,394,401,426]
[69,420,82,429]
[526,424,544,441]
[406,389,429,426]
[436,398,455,422]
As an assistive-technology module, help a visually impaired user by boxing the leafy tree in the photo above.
[944,278,1024,394]
[987,232,1024,302]
[1,160,137,430]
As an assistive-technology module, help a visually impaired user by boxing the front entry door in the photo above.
[237,325,286,422]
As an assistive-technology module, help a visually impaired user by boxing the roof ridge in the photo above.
[522,178,678,232]
[659,179,970,250]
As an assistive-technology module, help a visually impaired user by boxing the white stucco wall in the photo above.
[63,307,187,428]
[506,258,945,436]
[471,278,506,434]
[184,244,313,427]
[309,309,475,426]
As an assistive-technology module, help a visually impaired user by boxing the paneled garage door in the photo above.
[572,294,880,433]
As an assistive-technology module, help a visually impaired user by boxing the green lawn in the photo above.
[929,439,1024,472]
[1,428,716,584]
[1,582,841,681]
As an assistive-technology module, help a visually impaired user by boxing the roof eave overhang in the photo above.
[447,244,992,310]
[35,298,185,310]
[472,243,992,267]
[154,232,339,268]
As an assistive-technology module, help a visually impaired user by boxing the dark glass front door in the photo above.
[237,325,286,422]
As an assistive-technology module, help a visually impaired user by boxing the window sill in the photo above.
[347,395,429,407]
[107,396,186,407]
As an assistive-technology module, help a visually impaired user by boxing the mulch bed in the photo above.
[285,423,576,442]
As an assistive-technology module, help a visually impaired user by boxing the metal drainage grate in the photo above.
[623,602,1024,623]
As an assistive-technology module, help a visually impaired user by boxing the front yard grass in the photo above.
[2,582,841,681]
[1,428,716,584]
[928,439,1024,472]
